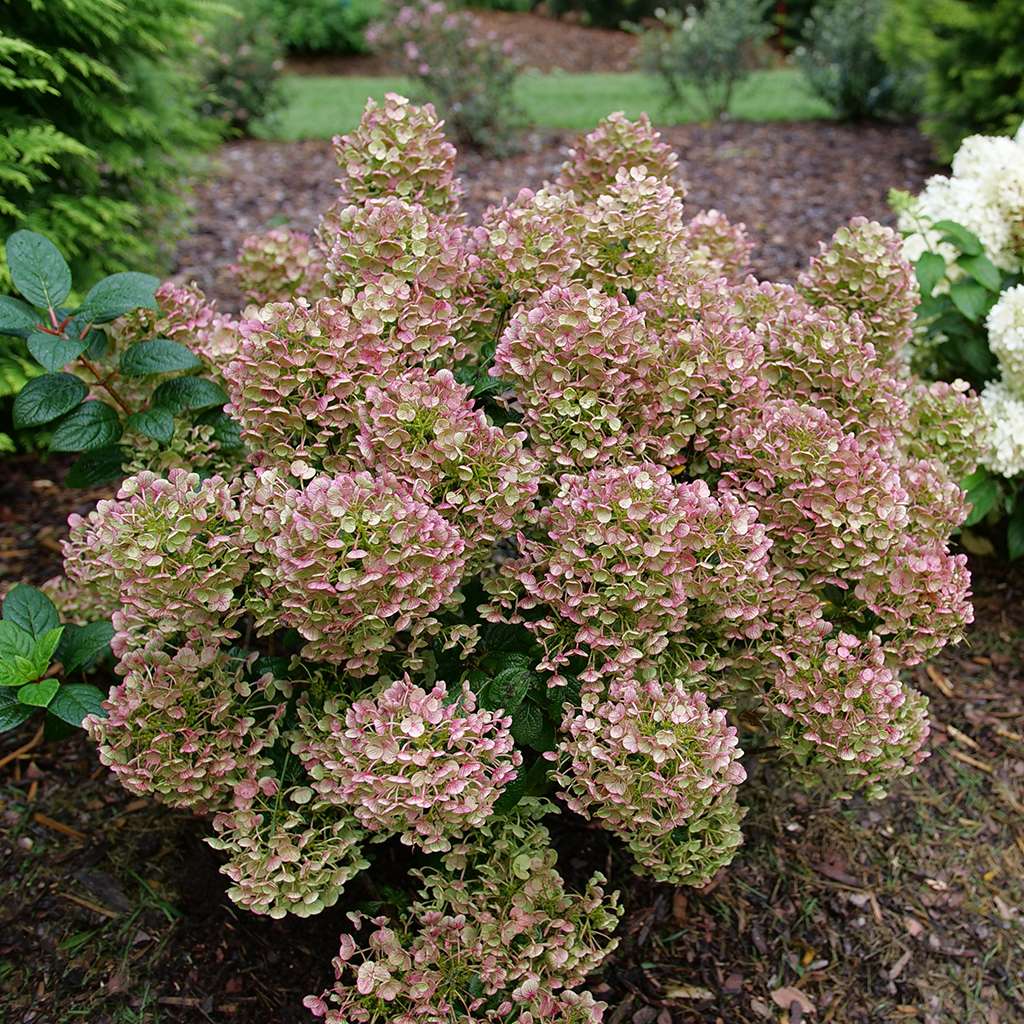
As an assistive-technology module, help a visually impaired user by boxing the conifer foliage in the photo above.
[0,0,219,290]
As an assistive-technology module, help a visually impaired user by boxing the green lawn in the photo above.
[255,68,834,141]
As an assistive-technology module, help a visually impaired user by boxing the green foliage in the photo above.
[876,0,1024,160]
[200,2,286,134]
[255,0,379,55]
[0,583,111,734]
[2,230,236,484]
[0,0,221,291]
[797,0,914,121]
[636,0,774,120]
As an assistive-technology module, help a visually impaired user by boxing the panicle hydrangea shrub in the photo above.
[65,99,980,1021]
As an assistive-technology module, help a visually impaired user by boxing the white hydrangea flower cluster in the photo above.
[980,380,1024,478]
[899,126,1024,275]
[901,124,1024,481]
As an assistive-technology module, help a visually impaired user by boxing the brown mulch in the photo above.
[175,121,938,311]
[285,10,639,76]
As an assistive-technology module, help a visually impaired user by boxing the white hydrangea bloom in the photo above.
[900,131,1024,274]
[981,380,1024,478]
[988,284,1024,393]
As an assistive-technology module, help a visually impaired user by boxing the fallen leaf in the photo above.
[888,950,912,980]
[771,986,815,1014]
[664,984,714,1000]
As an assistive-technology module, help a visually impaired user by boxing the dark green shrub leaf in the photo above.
[964,475,1000,527]
[199,410,245,450]
[77,272,159,324]
[0,621,35,686]
[511,701,543,747]
[50,400,123,452]
[26,329,90,372]
[126,407,174,443]
[28,626,64,678]
[2,584,59,638]
[6,230,72,309]
[949,280,994,323]
[152,376,228,413]
[1008,500,1024,561]
[17,677,59,708]
[120,338,201,376]
[958,253,1002,293]
[0,689,33,732]
[0,295,40,338]
[914,252,947,298]
[12,372,87,428]
[931,219,983,257]
[65,445,126,488]
[58,620,115,674]
[48,683,107,726]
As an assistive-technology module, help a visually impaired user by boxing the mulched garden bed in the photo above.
[175,121,938,310]
[285,10,639,76]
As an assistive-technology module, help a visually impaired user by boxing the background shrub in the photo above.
[368,0,525,153]
[797,0,914,121]
[636,0,773,120]
[199,3,286,135]
[255,0,379,55]
[547,0,664,30]
[0,0,220,291]
[877,0,1024,160]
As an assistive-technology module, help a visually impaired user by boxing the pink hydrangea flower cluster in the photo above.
[63,470,249,664]
[331,92,462,217]
[306,800,621,1023]
[355,368,539,550]
[208,775,369,919]
[296,678,519,852]
[490,465,770,684]
[232,227,328,305]
[555,678,745,839]
[556,111,680,199]
[85,644,284,812]
[68,99,982,1024]
[798,216,919,362]
[248,472,466,674]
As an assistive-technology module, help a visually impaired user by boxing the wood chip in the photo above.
[925,664,954,697]
[32,813,87,841]
[947,748,994,774]
[61,893,119,919]
[887,950,912,980]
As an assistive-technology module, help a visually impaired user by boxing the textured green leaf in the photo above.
[29,626,64,678]
[65,445,126,488]
[50,400,123,452]
[120,338,201,376]
[152,375,227,413]
[126,407,174,443]
[6,230,72,308]
[1008,500,1024,561]
[949,279,994,323]
[58,620,114,674]
[0,295,40,338]
[0,690,33,733]
[0,620,35,685]
[26,329,90,372]
[914,252,947,298]
[2,583,59,637]
[77,272,159,324]
[48,683,107,726]
[932,219,983,257]
[12,372,87,428]
[958,252,1002,292]
[964,476,1000,527]
[17,677,59,708]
